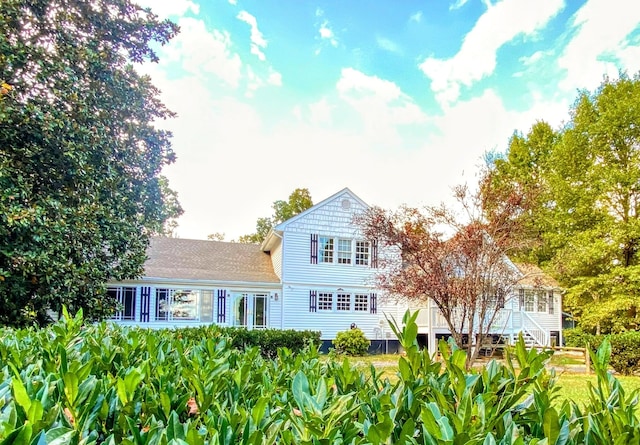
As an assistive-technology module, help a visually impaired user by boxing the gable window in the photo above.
[318,292,333,310]
[355,241,370,266]
[337,293,351,311]
[337,239,352,264]
[108,286,136,321]
[319,237,334,263]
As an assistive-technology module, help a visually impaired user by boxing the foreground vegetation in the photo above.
[0,310,639,444]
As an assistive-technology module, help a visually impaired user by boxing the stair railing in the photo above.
[520,311,549,347]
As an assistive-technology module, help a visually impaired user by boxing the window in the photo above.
[318,292,333,310]
[312,235,373,266]
[108,286,136,321]
[337,239,352,264]
[354,294,368,312]
[548,291,555,314]
[310,291,375,313]
[337,293,351,311]
[319,237,334,263]
[155,289,214,322]
[524,290,535,312]
[355,241,370,266]
[537,290,547,312]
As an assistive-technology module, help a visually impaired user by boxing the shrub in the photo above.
[332,328,370,355]
[609,331,640,375]
[169,325,321,359]
[563,327,599,348]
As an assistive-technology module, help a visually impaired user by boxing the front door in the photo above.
[233,293,268,329]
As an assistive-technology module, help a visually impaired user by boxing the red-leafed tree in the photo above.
[356,183,527,367]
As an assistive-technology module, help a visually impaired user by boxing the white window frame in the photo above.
[108,286,136,321]
[318,292,333,311]
[336,293,351,311]
[154,288,214,322]
[317,236,370,266]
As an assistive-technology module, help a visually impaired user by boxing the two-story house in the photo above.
[107,188,562,352]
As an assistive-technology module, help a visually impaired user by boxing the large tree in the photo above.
[237,188,313,244]
[0,0,181,326]
[484,73,640,333]
[357,184,525,368]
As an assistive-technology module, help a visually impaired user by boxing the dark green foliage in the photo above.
[332,328,371,355]
[237,188,313,243]
[609,331,640,375]
[0,308,639,444]
[0,0,181,326]
[171,324,321,359]
[563,327,601,348]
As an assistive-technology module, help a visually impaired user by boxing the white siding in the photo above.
[270,241,283,279]
[280,285,402,340]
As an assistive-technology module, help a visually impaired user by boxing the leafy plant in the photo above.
[332,328,371,355]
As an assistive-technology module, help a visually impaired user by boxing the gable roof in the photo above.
[273,187,369,231]
[515,263,560,289]
[261,187,369,252]
[143,237,280,284]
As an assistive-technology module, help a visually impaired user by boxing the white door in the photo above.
[233,293,268,329]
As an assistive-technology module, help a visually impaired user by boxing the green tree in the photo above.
[238,188,313,244]
[0,0,181,326]
[484,73,640,333]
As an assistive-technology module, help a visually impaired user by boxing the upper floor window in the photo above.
[311,234,373,266]
[355,241,370,266]
[519,288,554,314]
[108,286,136,321]
[337,239,352,264]
[319,237,334,263]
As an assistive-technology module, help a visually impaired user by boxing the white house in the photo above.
[108,188,562,352]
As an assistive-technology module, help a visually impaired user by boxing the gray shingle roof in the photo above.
[143,237,280,283]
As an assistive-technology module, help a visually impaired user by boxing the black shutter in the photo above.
[370,293,377,314]
[309,290,317,312]
[548,290,554,314]
[310,234,318,264]
[519,288,525,310]
[371,240,378,268]
[140,286,151,322]
[217,289,227,323]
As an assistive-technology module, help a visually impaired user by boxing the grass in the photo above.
[327,352,640,406]
[553,372,640,406]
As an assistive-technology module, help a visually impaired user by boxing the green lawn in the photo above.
[332,353,640,406]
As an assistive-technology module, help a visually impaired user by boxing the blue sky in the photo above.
[136,0,640,241]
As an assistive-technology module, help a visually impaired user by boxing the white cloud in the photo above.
[377,36,401,54]
[557,0,640,91]
[228,0,237,4]
[336,68,429,145]
[136,0,199,18]
[237,10,267,61]
[449,0,470,10]
[419,0,564,107]
[319,21,339,47]
[519,50,547,66]
[159,17,243,88]
[410,11,423,22]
